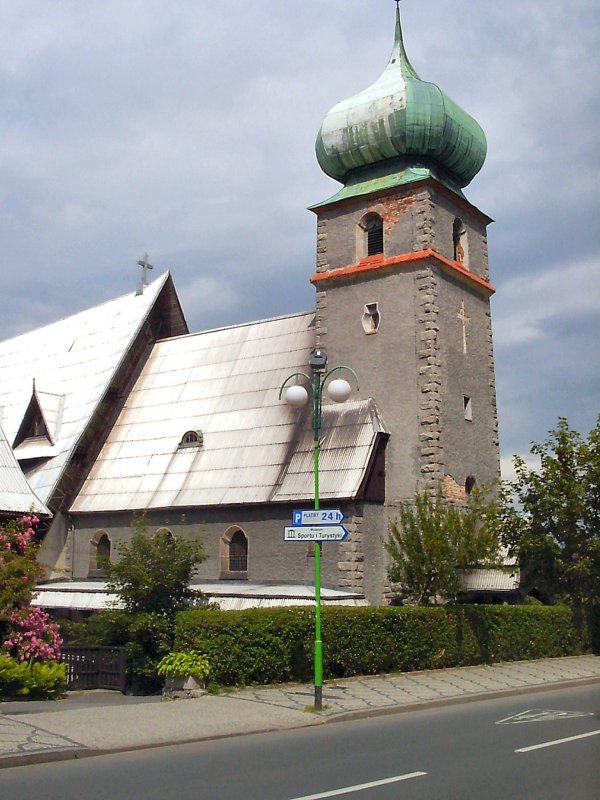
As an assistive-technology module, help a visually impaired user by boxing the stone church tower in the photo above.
[310,6,500,508]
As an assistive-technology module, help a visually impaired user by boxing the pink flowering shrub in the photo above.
[4,607,62,664]
[0,514,38,556]
[0,515,44,614]
[0,516,66,697]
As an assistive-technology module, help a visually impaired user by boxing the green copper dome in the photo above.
[315,6,487,190]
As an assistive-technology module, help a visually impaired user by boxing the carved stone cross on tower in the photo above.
[135,253,153,295]
[457,301,470,355]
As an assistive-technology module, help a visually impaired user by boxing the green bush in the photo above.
[60,610,175,694]
[0,655,66,699]
[157,651,210,681]
[173,604,586,688]
[175,608,310,685]
[445,605,582,665]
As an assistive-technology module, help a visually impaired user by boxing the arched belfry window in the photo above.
[220,527,248,579]
[89,531,112,577]
[358,212,384,259]
[453,218,469,268]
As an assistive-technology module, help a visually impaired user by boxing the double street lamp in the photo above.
[279,348,359,710]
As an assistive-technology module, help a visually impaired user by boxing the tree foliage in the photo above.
[105,514,207,616]
[502,416,600,609]
[385,488,503,605]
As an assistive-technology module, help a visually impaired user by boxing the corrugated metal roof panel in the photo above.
[69,308,386,512]
[0,424,51,515]
[461,569,520,592]
[0,273,172,504]
[33,580,367,611]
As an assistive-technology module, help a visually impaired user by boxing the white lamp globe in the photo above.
[284,384,309,408]
[327,378,352,403]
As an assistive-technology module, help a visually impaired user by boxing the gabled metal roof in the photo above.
[0,424,51,516]
[0,273,174,505]
[70,312,387,513]
[461,569,520,593]
[32,580,367,611]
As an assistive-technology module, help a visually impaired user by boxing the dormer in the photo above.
[13,382,65,459]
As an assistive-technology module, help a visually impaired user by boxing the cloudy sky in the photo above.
[1,0,598,476]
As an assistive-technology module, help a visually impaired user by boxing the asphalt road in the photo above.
[4,684,599,799]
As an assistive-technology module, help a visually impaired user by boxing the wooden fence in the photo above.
[62,646,126,692]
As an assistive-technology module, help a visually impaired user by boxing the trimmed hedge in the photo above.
[174,604,586,687]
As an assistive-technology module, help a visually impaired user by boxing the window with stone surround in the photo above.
[358,212,384,259]
[220,527,248,579]
[88,530,111,577]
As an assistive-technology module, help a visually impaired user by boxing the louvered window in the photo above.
[367,222,384,255]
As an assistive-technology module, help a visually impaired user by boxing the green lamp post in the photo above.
[279,348,359,710]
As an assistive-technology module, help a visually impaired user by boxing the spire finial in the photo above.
[394,0,403,46]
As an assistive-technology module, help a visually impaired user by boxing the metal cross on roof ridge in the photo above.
[135,252,154,295]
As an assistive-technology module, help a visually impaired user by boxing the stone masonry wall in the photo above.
[416,266,444,491]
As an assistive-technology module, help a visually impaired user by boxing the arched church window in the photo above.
[453,218,469,268]
[220,527,248,579]
[229,530,248,572]
[361,302,381,334]
[154,527,175,541]
[89,531,111,577]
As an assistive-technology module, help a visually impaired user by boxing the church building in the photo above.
[0,7,518,612]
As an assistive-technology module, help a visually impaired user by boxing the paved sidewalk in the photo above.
[1,655,599,769]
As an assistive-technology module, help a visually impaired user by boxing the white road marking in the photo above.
[515,729,600,753]
[287,771,428,799]
[497,708,594,724]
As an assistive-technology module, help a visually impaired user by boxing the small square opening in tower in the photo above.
[362,302,381,334]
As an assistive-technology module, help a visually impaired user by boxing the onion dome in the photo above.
[315,5,487,190]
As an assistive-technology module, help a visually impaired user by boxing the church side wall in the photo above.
[70,501,388,603]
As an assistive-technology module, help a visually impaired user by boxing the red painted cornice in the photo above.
[310,249,495,295]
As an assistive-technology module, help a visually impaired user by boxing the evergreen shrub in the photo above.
[174,605,585,688]
[0,655,66,699]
